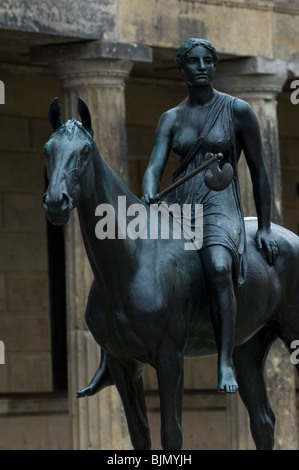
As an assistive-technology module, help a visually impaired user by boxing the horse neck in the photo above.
[76,150,144,284]
[94,152,141,211]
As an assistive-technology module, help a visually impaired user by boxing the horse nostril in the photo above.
[60,192,69,211]
[42,191,70,215]
[43,193,49,207]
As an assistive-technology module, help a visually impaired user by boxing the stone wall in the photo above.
[0,62,70,449]
[118,0,299,61]
[0,0,118,41]
[0,63,65,432]
[0,1,299,62]
[0,395,68,450]
[0,64,61,394]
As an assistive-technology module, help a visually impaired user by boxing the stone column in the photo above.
[31,41,152,450]
[214,57,298,450]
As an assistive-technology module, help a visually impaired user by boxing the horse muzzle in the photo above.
[43,191,72,225]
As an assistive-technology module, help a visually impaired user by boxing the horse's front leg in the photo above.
[107,356,151,450]
[156,344,184,450]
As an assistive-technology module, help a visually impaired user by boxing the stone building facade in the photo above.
[0,0,298,450]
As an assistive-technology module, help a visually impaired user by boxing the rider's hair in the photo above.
[175,38,219,70]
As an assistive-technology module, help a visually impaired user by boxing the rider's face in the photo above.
[180,45,216,87]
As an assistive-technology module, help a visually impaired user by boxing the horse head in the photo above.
[43,97,96,225]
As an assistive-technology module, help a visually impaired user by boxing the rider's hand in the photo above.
[141,193,158,205]
[255,228,279,266]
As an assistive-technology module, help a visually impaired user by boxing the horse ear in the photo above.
[48,97,63,131]
[77,98,94,136]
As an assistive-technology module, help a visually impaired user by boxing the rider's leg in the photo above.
[200,245,238,393]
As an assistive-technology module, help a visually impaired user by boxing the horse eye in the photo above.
[81,146,91,159]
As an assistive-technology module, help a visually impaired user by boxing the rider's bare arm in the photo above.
[234,98,279,265]
[142,109,175,203]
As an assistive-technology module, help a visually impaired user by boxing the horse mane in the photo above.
[53,119,93,142]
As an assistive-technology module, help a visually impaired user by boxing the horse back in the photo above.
[234,218,299,344]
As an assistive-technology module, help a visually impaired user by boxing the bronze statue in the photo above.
[142,38,279,394]
[43,47,299,449]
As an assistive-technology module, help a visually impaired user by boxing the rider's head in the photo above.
[175,38,219,71]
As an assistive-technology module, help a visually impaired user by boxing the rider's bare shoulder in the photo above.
[233,97,259,132]
[158,98,188,131]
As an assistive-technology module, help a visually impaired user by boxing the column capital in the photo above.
[31,39,152,67]
[214,57,289,99]
[31,40,152,89]
[48,58,135,89]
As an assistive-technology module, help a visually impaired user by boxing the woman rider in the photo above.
[142,38,279,393]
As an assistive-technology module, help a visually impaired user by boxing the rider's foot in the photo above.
[77,384,98,398]
[76,359,114,398]
[217,364,238,393]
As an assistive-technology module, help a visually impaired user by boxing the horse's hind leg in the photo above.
[233,324,278,450]
[107,356,151,450]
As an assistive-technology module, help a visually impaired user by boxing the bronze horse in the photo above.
[43,97,299,450]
